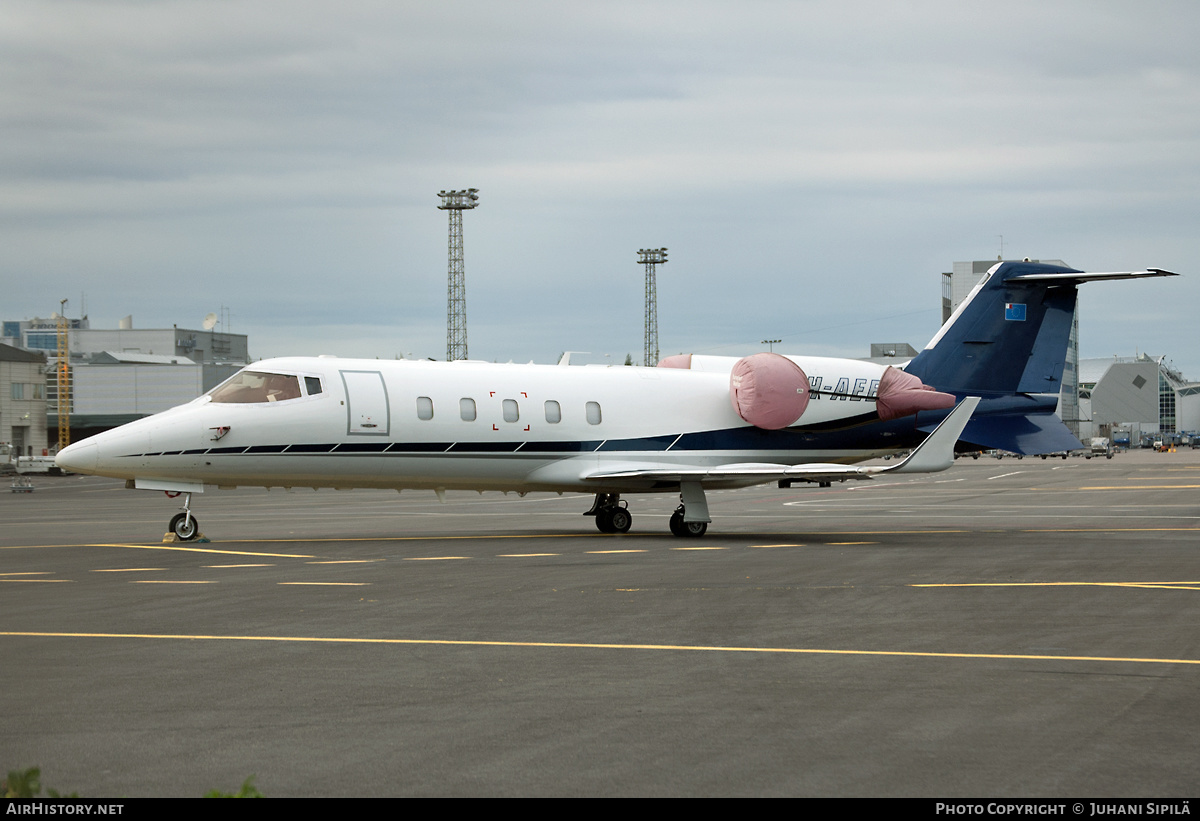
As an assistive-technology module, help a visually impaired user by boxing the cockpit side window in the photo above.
[210,371,303,404]
[304,377,323,396]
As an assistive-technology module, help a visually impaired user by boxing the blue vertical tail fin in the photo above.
[904,262,1177,453]
[905,261,1081,395]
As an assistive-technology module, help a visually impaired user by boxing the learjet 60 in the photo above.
[56,261,1176,539]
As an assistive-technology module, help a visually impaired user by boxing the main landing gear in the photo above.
[165,491,201,541]
[586,481,712,538]
[669,506,708,538]
[586,493,633,533]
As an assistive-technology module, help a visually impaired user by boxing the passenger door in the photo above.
[340,370,390,436]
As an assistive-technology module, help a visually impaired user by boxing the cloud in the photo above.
[1,1,1196,375]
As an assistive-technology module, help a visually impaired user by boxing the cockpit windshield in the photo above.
[209,371,303,404]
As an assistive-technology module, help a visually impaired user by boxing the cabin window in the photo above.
[586,401,602,425]
[210,371,302,404]
[503,399,519,423]
[460,398,476,421]
[544,400,561,424]
[304,377,323,396]
[417,396,434,420]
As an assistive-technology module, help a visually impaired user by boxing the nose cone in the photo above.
[56,440,98,474]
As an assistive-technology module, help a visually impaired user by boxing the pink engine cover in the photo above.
[729,353,811,430]
[875,366,956,421]
[657,354,693,369]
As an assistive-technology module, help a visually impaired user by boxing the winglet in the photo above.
[878,396,980,475]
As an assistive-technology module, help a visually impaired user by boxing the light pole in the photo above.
[639,247,668,366]
[438,188,479,361]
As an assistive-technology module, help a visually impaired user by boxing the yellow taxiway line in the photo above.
[3,630,1199,667]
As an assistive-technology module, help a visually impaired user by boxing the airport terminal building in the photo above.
[0,343,48,458]
[1077,354,1199,443]
[2,315,249,450]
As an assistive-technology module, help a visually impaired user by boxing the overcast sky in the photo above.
[3,1,1197,377]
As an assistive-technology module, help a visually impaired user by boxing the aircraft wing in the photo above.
[584,397,980,485]
[582,461,877,483]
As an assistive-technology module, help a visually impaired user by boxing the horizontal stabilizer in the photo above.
[1006,268,1178,283]
[946,411,1084,455]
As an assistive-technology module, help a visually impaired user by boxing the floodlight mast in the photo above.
[438,188,479,361]
[56,298,70,450]
[638,247,667,366]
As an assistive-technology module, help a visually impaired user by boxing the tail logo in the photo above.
[1004,302,1026,321]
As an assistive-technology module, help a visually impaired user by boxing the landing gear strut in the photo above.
[669,480,711,538]
[586,493,632,534]
[585,482,713,537]
[669,506,708,538]
[167,492,201,541]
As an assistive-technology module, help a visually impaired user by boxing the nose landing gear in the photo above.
[165,492,202,541]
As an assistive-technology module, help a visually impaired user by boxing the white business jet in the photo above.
[56,261,1175,540]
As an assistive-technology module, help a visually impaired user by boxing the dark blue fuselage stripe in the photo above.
[122,417,935,460]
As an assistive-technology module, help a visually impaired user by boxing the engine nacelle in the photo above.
[664,352,957,429]
[729,353,811,430]
[657,354,692,369]
[874,366,956,421]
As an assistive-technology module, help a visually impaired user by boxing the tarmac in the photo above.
[2,448,1198,796]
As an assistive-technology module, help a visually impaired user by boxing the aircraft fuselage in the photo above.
[61,354,921,495]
